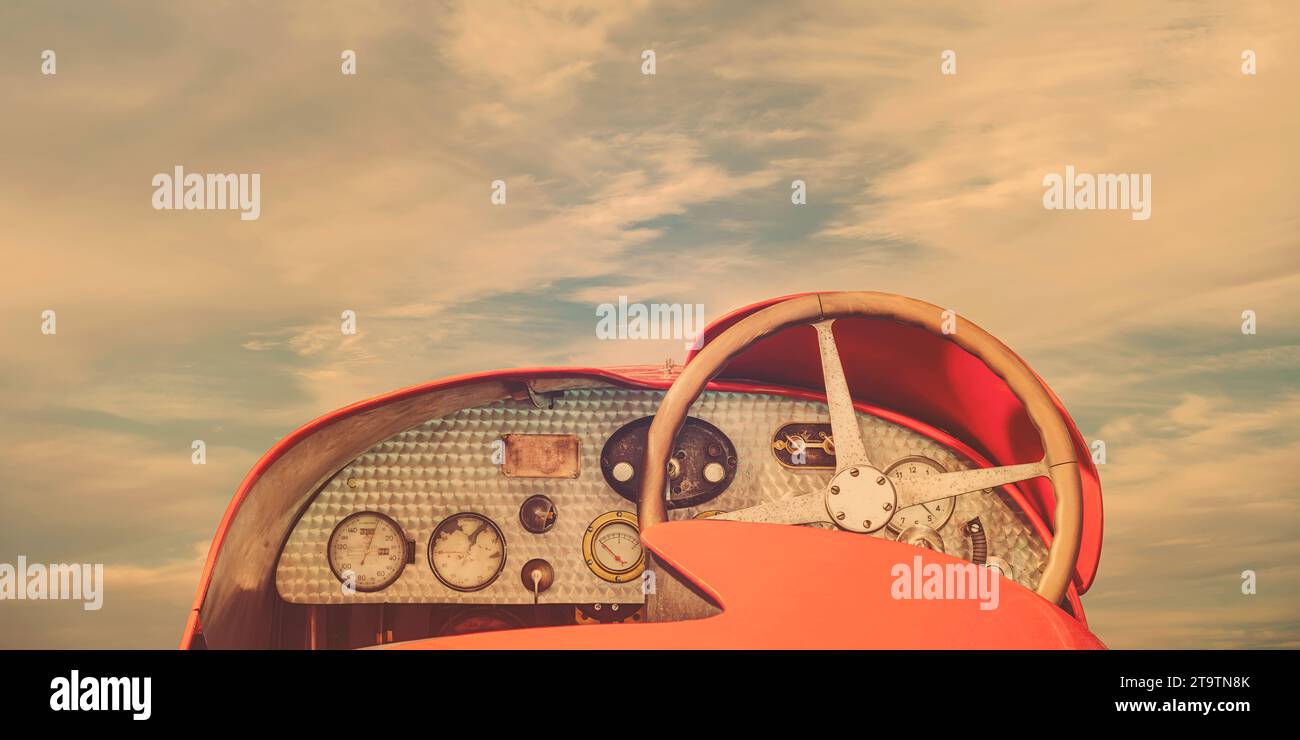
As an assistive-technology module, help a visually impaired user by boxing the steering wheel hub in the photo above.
[825,466,895,533]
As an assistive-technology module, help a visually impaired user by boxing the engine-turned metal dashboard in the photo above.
[275,386,1049,609]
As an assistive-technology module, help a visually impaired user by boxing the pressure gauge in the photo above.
[583,511,645,583]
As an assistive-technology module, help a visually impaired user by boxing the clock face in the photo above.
[885,456,956,532]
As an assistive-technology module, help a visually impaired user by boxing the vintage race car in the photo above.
[181,291,1104,649]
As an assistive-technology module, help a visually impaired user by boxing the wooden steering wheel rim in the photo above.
[637,291,1082,605]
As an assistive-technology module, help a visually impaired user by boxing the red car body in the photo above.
[182,294,1104,649]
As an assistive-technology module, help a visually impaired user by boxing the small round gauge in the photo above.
[327,511,408,593]
[519,495,557,534]
[885,456,956,533]
[583,511,645,583]
[428,513,506,592]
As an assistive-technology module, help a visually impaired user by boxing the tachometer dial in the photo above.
[583,511,644,583]
[428,513,506,591]
[884,456,955,532]
[327,511,408,593]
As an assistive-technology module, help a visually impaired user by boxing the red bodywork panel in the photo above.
[181,295,1104,649]
[386,521,1103,650]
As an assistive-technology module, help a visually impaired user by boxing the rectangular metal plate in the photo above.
[502,434,581,478]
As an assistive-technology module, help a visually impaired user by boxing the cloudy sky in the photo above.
[1,1,1296,648]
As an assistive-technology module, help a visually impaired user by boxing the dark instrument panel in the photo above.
[600,415,738,509]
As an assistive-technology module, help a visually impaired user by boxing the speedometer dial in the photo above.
[428,513,506,591]
[327,511,408,593]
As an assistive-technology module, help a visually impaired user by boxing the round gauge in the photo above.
[884,456,956,532]
[519,495,557,534]
[428,513,506,592]
[583,511,645,583]
[327,511,408,593]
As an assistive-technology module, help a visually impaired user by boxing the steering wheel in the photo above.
[637,291,1082,605]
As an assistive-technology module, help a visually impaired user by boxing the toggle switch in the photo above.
[521,558,555,595]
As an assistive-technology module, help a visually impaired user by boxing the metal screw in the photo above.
[830,485,840,495]
[876,476,886,485]
[863,520,872,529]
[883,503,893,511]
[346,477,358,488]
[835,512,846,521]
[849,468,860,477]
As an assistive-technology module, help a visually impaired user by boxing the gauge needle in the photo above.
[600,541,626,565]
[466,522,489,548]
[359,529,378,566]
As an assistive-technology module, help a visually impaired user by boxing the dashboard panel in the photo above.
[274,386,1049,607]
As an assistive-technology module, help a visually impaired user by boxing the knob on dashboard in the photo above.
[896,524,946,554]
[520,558,555,594]
[611,461,635,482]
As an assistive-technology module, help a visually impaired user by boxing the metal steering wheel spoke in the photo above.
[712,493,830,526]
[639,292,1084,605]
[813,320,872,472]
[893,460,1049,509]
